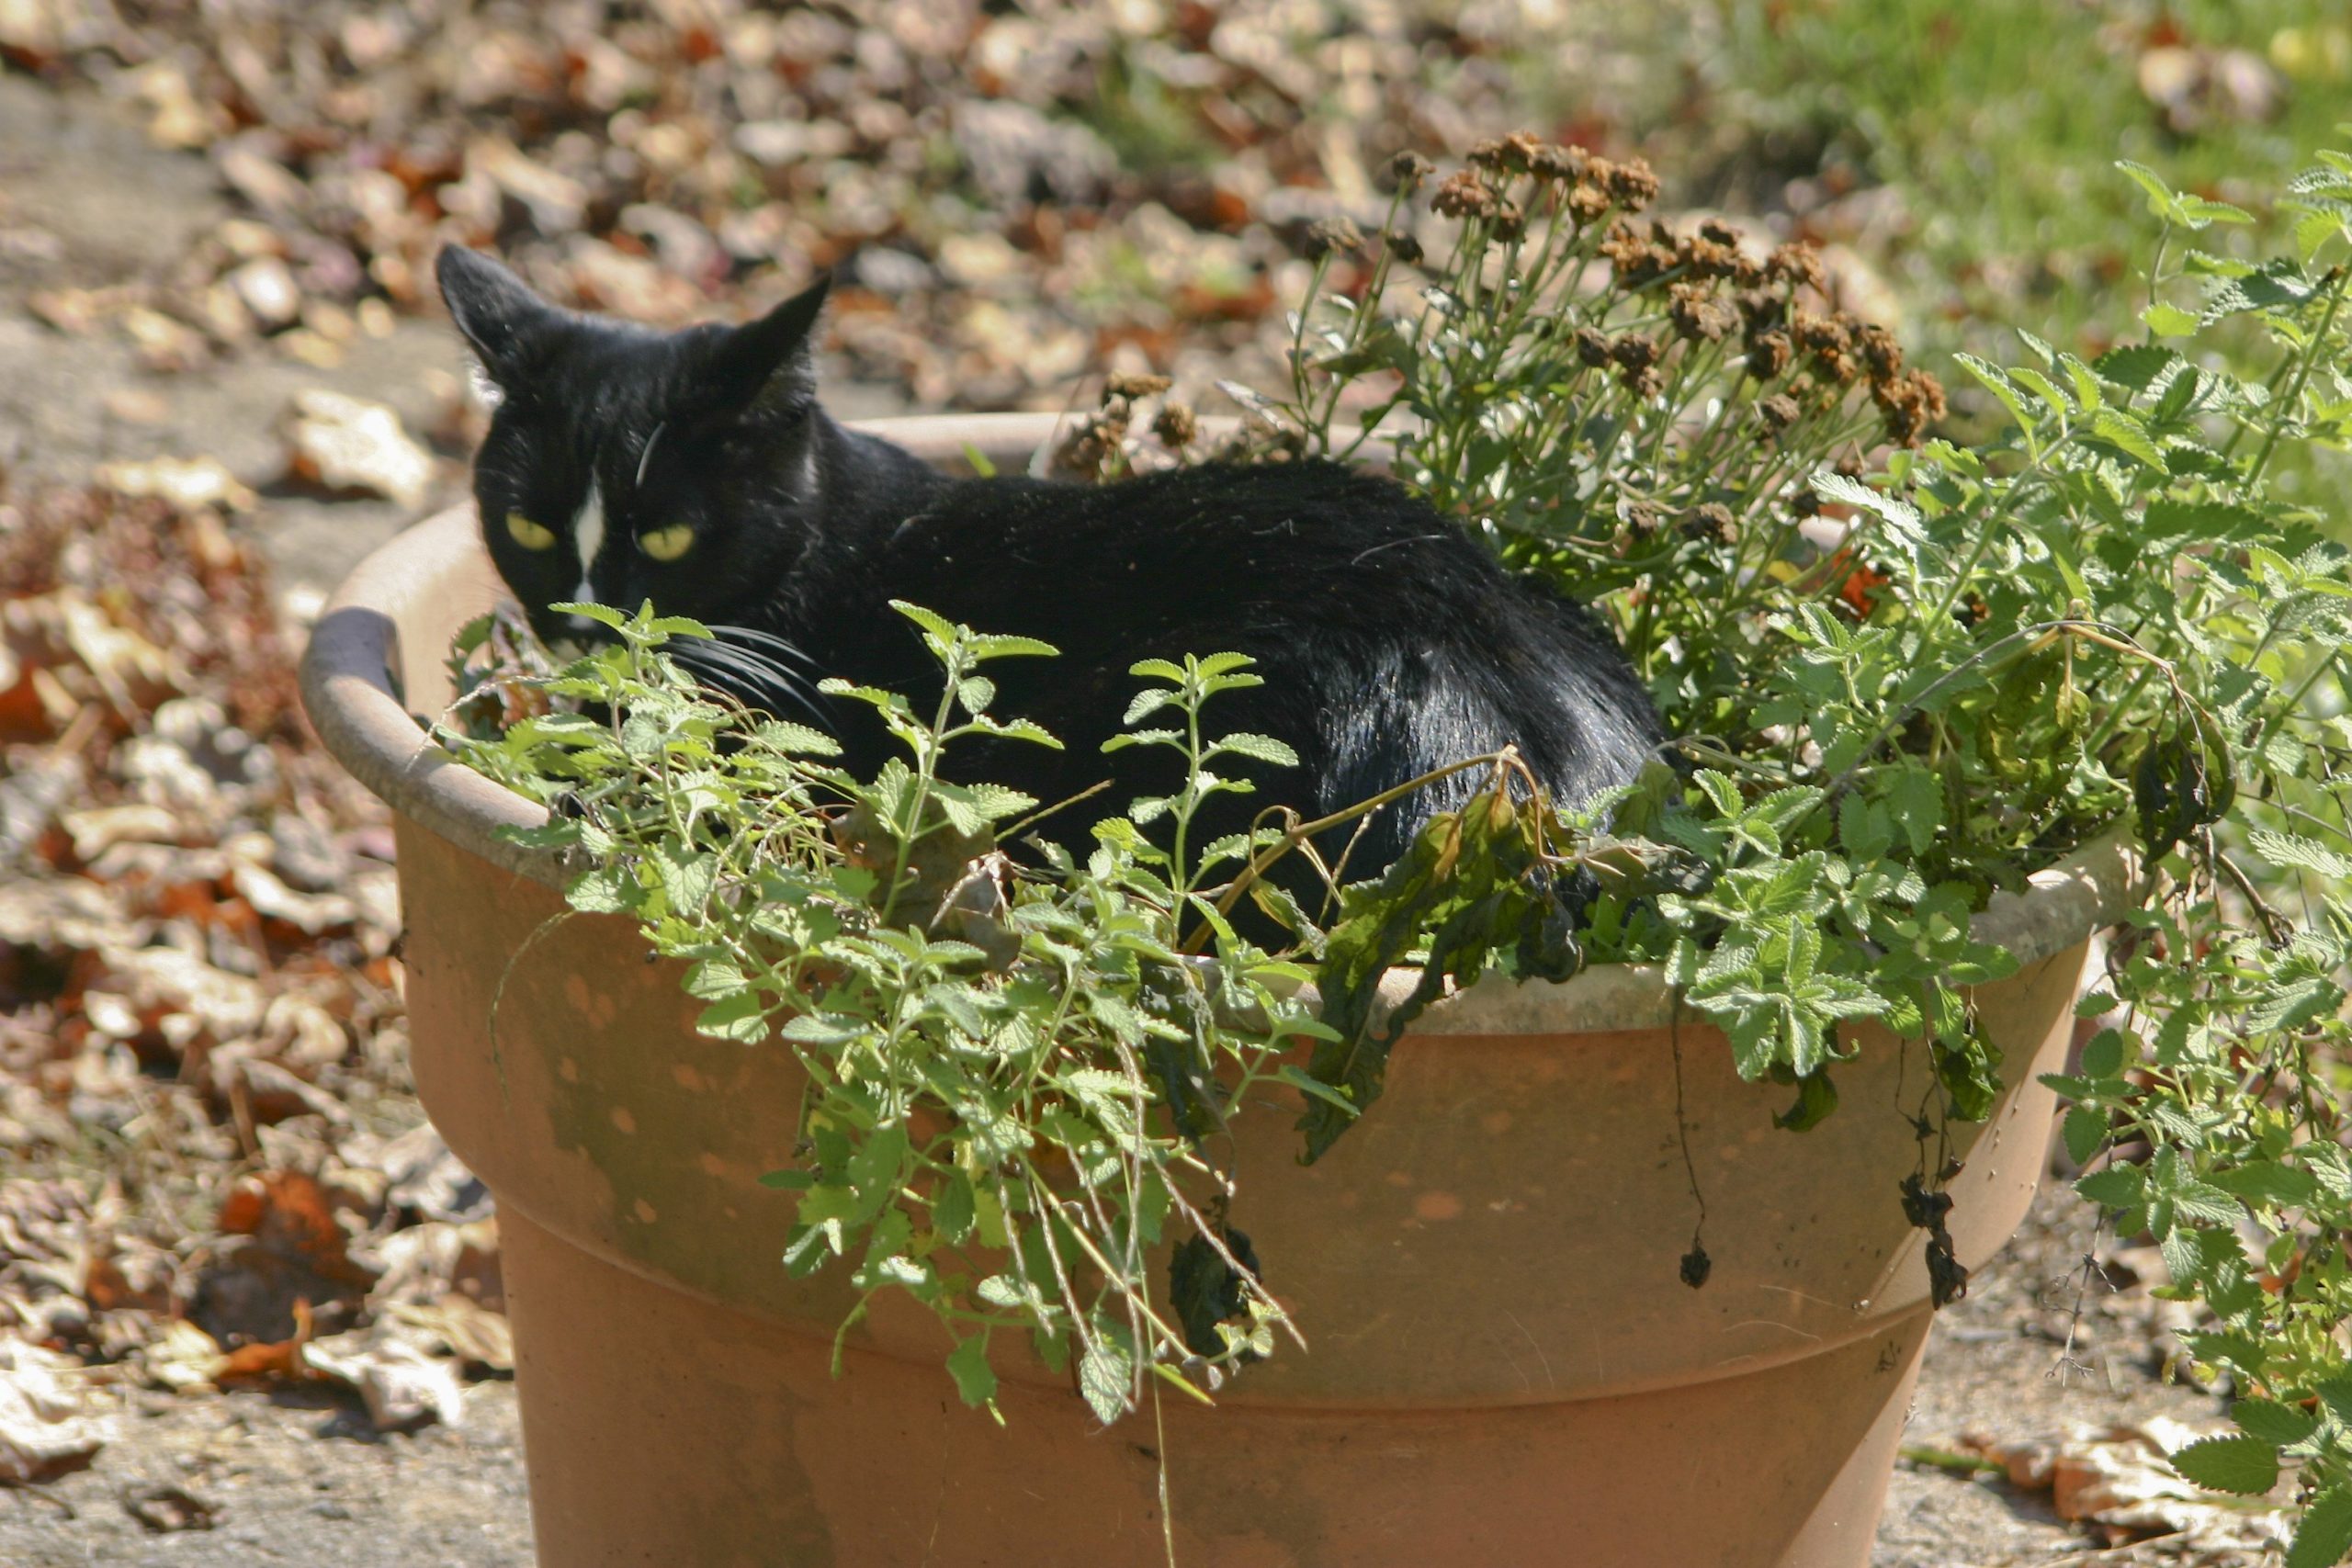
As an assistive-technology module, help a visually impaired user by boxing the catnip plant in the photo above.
[1262,137,2352,1558]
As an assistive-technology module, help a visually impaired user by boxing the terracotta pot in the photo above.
[300,416,2137,1568]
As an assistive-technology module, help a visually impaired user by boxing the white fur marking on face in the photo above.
[571,479,605,604]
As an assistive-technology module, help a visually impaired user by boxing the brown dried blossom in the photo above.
[1489,201,1527,243]
[1766,243,1826,293]
[1610,333,1659,372]
[1152,401,1198,448]
[1383,229,1424,266]
[1603,155,1660,209]
[1681,502,1737,545]
[1573,325,1613,367]
[1431,169,1498,220]
[1668,282,1737,343]
[1529,142,1586,182]
[1387,151,1435,187]
[1855,321,1905,381]
[1736,292,1789,340]
[1745,331,1793,380]
[1106,371,1172,400]
[1792,310,1860,384]
[1620,364,1665,400]
[1871,367,1949,446]
[1756,392,1802,434]
[1566,180,1611,224]
[1302,216,1365,260]
[1467,132,1545,175]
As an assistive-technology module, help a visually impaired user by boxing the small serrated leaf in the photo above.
[2166,1434,2278,1496]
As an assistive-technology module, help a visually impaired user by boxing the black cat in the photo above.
[435,246,1662,878]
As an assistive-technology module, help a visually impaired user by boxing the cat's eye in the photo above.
[505,513,558,551]
[639,525,695,562]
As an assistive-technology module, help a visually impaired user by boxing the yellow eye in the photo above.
[639,525,695,562]
[505,513,558,551]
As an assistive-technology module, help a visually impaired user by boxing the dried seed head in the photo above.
[1854,321,1904,381]
[1681,502,1738,545]
[1699,219,1741,247]
[1668,282,1737,342]
[1468,132,1545,175]
[1383,228,1424,266]
[1746,331,1793,380]
[1387,150,1435,187]
[1566,180,1611,223]
[1757,392,1802,434]
[1604,155,1661,209]
[1610,333,1659,371]
[1489,200,1527,243]
[1573,324,1613,367]
[1619,363,1665,400]
[1871,367,1948,446]
[1529,141,1586,182]
[1431,168,1498,220]
[1736,288,1788,333]
[1302,216,1365,260]
[1766,242,1826,293]
[1152,401,1198,448]
[1106,371,1172,400]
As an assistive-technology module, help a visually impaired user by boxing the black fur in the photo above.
[437,246,1662,874]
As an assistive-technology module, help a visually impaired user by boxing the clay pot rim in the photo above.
[299,413,2143,1034]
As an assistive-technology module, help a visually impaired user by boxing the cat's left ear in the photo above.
[436,246,563,390]
[701,275,831,417]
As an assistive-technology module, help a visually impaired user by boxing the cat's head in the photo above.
[435,246,833,650]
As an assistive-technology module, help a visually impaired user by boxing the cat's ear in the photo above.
[435,246,561,389]
[699,275,831,417]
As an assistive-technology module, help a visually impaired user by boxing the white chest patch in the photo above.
[571,479,605,604]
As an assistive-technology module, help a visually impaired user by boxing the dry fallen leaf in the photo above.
[0,1338,110,1483]
[279,389,435,507]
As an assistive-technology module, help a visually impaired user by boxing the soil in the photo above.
[0,71,2241,1568]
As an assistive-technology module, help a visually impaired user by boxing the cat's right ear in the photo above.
[435,246,560,389]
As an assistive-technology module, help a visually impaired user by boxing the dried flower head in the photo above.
[1871,367,1948,446]
[1573,324,1612,368]
[1468,132,1545,175]
[1766,242,1826,293]
[1387,150,1435,187]
[1745,331,1793,380]
[1610,333,1659,372]
[1152,401,1198,448]
[1383,229,1424,266]
[1529,141,1586,182]
[1668,282,1737,343]
[1303,216,1365,261]
[1736,288,1788,333]
[1854,321,1904,381]
[1681,502,1738,545]
[1106,371,1173,400]
[1620,364,1665,400]
[1431,168,1498,220]
[1566,179,1611,224]
[1603,155,1660,209]
[1757,392,1802,434]
[1489,200,1527,243]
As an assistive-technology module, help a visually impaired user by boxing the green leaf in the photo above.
[2166,1434,2278,1496]
[2232,1398,2320,1448]
[2289,1485,2352,1568]
[1212,731,1303,769]
[2143,301,2199,339]
[945,1335,998,1407]
[2062,1105,2107,1166]
[1078,1342,1130,1425]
